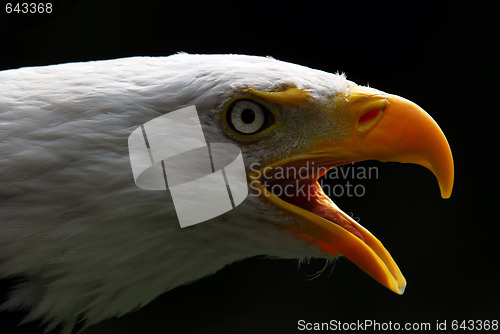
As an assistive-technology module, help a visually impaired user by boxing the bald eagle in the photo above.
[0,54,454,333]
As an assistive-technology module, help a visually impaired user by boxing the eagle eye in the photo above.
[226,99,273,135]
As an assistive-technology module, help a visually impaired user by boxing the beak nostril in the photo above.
[360,109,380,124]
[358,109,382,131]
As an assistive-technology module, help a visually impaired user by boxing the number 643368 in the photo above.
[5,3,53,14]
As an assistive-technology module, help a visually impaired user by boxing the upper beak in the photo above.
[249,85,454,295]
[348,86,454,198]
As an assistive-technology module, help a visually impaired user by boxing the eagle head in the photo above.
[0,54,453,333]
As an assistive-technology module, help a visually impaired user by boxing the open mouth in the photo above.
[263,163,366,241]
[248,157,407,294]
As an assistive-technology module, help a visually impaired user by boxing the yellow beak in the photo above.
[249,85,454,294]
[349,86,454,198]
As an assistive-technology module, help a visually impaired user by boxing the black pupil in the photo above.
[241,108,256,124]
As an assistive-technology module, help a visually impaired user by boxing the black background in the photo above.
[0,0,498,333]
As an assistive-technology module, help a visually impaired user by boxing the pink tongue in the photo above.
[310,205,365,241]
[274,180,365,242]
